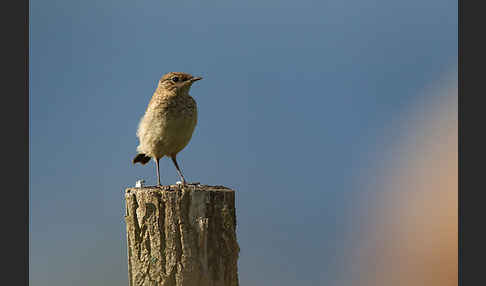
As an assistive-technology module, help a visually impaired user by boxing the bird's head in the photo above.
[157,72,202,94]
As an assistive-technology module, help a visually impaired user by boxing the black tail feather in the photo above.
[133,153,151,165]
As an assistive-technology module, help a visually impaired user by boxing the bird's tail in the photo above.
[133,153,151,165]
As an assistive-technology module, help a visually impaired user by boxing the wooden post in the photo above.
[124,184,240,286]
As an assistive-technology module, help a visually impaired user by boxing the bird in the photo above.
[133,72,202,186]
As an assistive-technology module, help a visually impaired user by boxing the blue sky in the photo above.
[30,1,457,285]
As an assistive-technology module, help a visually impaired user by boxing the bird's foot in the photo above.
[154,184,171,191]
[176,181,200,186]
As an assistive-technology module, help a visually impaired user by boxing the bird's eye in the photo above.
[172,77,179,82]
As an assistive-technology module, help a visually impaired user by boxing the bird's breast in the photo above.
[136,94,197,157]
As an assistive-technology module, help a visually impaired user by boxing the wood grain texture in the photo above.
[125,185,239,286]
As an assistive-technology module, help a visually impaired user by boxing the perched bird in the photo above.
[133,72,202,186]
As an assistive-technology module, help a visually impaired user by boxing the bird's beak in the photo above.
[190,77,203,82]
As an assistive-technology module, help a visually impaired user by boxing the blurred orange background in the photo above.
[352,75,457,286]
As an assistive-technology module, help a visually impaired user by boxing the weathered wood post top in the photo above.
[124,184,239,286]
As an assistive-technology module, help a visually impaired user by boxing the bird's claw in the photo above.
[176,181,200,186]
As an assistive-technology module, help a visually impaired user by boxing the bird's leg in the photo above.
[155,157,161,187]
[171,155,186,185]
